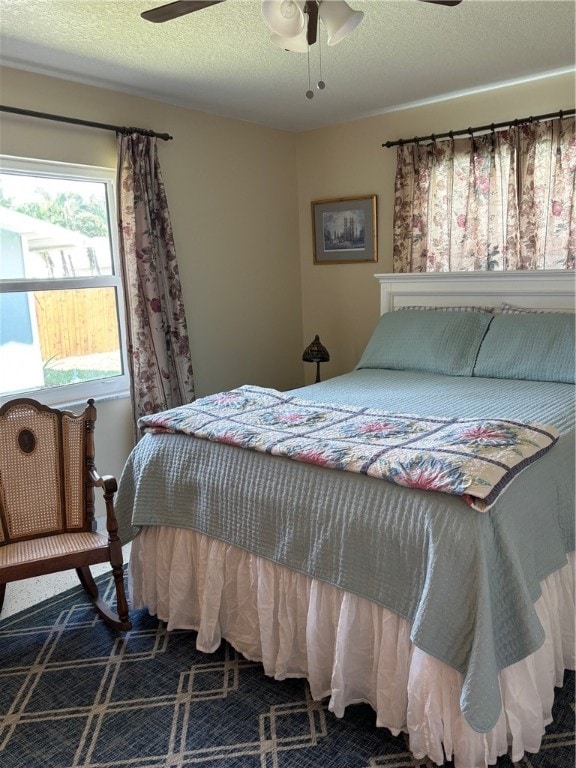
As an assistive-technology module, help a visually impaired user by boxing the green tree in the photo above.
[5,189,108,238]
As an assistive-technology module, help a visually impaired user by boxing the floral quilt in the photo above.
[139,385,559,512]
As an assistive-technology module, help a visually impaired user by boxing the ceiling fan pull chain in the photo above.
[306,45,314,99]
[317,27,325,90]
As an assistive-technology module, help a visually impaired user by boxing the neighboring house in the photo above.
[0,206,108,394]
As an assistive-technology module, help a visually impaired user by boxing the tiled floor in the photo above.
[1,542,132,620]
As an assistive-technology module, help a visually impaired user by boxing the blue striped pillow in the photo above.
[356,310,492,376]
[474,313,575,383]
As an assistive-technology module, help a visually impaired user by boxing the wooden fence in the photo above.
[34,288,120,360]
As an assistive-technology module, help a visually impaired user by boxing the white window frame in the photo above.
[0,155,130,407]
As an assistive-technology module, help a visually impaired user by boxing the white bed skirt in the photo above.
[129,526,575,768]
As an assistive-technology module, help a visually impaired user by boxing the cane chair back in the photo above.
[0,398,131,631]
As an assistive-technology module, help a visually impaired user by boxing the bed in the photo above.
[116,270,575,768]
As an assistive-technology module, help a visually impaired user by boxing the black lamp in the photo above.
[302,335,330,383]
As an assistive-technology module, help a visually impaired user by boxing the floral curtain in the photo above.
[117,133,195,430]
[393,116,575,272]
[518,118,576,269]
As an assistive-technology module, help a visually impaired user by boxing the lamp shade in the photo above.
[270,27,309,52]
[302,335,330,363]
[262,0,305,37]
[319,0,363,46]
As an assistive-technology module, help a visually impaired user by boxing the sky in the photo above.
[0,171,107,206]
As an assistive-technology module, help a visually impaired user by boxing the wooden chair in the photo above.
[0,398,131,631]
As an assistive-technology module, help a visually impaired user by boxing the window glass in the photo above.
[0,173,114,279]
[0,158,129,405]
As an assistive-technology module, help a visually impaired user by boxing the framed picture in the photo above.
[312,194,377,264]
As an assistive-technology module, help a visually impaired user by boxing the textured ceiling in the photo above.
[0,0,574,132]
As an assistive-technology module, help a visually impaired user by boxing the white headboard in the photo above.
[374,271,575,314]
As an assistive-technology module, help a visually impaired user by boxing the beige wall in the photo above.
[296,72,576,382]
[0,66,303,495]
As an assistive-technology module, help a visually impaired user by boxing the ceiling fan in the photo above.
[141,0,464,50]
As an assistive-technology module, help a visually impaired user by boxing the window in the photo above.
[0,156,129,406]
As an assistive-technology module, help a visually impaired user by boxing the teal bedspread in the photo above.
[116,369,575,734]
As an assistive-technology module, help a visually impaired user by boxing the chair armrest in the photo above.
[88,468,122,538]
[89,468,118,495]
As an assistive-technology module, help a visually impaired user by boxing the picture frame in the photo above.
[312,194,377,264]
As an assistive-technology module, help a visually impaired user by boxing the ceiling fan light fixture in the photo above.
[262,0,306,37]
[319,0,363,46]
[270,29,310,52]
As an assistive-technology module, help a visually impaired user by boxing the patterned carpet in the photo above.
[0,571,574,768]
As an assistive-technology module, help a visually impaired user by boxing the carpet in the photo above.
[0,571,574,768]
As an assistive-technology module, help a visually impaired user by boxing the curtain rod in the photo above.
[382,108,575,149]
[0,104,173,142]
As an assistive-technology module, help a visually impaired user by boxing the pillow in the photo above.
[473,312,575,383]
[356,310,493,376]
[397,305,493,313]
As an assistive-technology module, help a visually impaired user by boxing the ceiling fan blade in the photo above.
[418,0,463,6]
[141,0,226,23]
[305,0,319,46]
